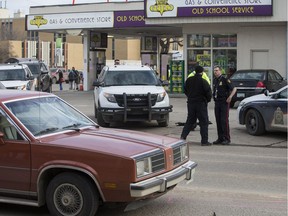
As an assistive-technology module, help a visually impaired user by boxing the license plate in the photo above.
[237,93,245,98]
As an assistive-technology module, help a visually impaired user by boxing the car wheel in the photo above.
[245,109,265,135]
[97,111,109,127]
[46,172,99,216]
[157,114,169,127]
[52,77,57,84]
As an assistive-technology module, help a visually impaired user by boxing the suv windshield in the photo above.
[104,70,159,86]
[0,69,26,80]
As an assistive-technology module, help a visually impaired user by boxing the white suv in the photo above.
[0,64,35,90]
[93,65,172,127]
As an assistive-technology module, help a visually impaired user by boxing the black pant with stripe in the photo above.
[214,100,230,142]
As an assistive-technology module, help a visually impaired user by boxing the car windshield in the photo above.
[104,70,159,86]
[4,96,95,136]
[231,71,264,80]
[0,69,26,81]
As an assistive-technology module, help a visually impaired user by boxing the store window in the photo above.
[188,34,211,48]
[187,34,237,81]
[187,49,212,80]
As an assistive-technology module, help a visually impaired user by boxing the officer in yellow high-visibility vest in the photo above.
[187,70,210,85]
[186,68,211,131]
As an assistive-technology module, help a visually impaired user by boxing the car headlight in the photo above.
[134,149,165,178]
[238,101,246,107]
[103,92,116,103]
[156,91,166,102]
[136,157,152,178]
[172,142,189,165]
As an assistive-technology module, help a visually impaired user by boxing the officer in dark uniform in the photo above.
[212,66,237,145]
[180,66,212,146]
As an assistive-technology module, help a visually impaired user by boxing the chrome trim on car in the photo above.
[130,160,197,197]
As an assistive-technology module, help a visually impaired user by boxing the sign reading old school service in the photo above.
[145,0,273,18]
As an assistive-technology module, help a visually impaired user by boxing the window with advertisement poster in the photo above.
[187,34,237,83]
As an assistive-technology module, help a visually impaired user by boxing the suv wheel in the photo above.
[157,114,169,127]
[97,111,109,127]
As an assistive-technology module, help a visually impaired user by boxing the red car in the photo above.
[0,90,197,216]
[50,67,69,84]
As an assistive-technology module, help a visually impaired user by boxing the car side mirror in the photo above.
[93,81,103,87]
[264,89,270,96]
[160,79,169,86]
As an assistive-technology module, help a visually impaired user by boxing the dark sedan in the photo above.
[230,69,287,107]
[237,85,287,135]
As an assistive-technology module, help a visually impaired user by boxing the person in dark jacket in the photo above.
[58,70,64,91]
[212,66,237,145]
[180,66,212,146]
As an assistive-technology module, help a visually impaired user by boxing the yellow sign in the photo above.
[196,54,211,67]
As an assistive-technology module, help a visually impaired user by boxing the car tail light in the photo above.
[256,81,266,88]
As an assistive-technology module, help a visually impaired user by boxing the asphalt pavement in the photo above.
[52,83,287,149]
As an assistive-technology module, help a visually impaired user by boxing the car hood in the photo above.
[1,80,29,88]
[241,93,272,103]
[102,86,165,94]
[40,127,180,158]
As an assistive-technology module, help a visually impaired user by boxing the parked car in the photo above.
[50,67,69,84]
[230,69,287,108]
[5,58,52,92]
[0,64,35,90]
[93,65,172,127]
[237,85,287,135]
[0,90,197,216]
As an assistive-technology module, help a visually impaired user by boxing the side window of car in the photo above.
[273,71,283,81]
[0,112,23,140]
[268,71,276,81]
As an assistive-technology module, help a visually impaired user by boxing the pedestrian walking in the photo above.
[180,66,212,146]
[58,69,64,91]
[68,67,77,90]
[74,70,80,90]
[212,65,237,145]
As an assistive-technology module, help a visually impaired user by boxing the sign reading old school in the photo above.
[145,0,273,17]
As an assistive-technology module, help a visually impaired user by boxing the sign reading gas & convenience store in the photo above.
[145,0,273,18]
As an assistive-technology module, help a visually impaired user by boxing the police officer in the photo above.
[180,66,212,146]
[212,66,237,145]
[187,69,211,84]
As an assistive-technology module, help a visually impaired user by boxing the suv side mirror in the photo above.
[93,81,103,87]
[160,79,169,86]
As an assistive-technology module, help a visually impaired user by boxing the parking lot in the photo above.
[52,83,287,149]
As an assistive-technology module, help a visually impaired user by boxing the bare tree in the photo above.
[0,41,15,63]
[159,37,183,54]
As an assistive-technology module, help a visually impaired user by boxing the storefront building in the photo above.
[26,0,287,91]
